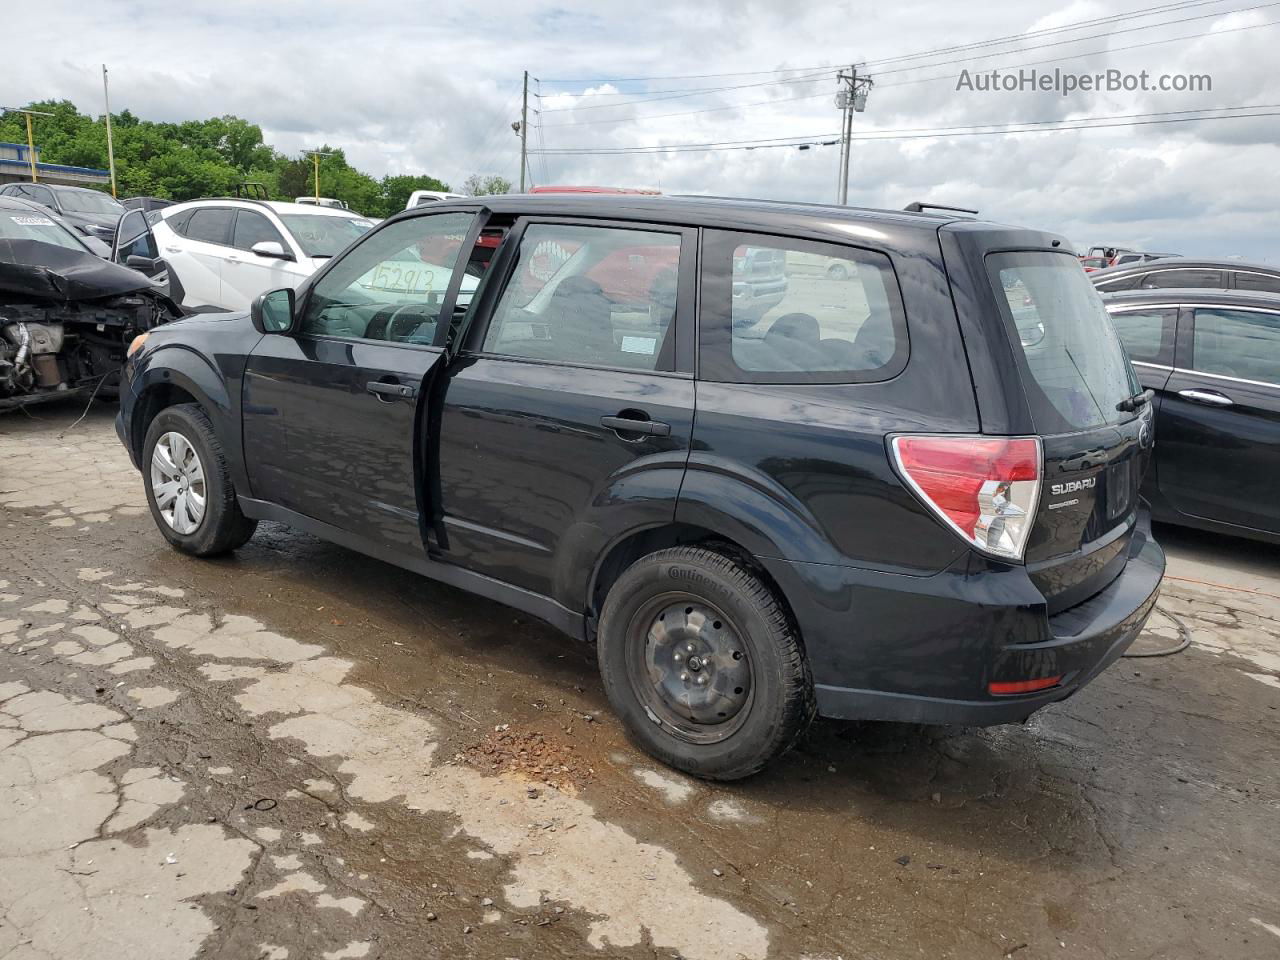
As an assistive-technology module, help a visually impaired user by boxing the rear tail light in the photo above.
[890,435,1042,562]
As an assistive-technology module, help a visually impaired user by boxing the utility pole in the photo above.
[307,150,334,202]
[519,70,529,192]
[102,65,118,198]
[2,107,54,182]
[834,65,873,205]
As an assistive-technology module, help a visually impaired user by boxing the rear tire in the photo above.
[597,546,814,780]
[142,403,257,557]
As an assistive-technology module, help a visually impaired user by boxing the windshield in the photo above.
[53,189,124,215]
[278,214,374,257]
[990,251,1139,433]
[0,209,88,252]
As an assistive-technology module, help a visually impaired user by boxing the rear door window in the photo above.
[1141,268,1225,289]
[185,207,234,245]
[1106,308,1176,365]
[989,251,1139,433]
[699,230,907,383]
[1191,308,1280,385]
[1232,272,1280,294]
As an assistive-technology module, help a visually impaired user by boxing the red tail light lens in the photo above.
[989,675,1062,695]
[891,435,1042,561]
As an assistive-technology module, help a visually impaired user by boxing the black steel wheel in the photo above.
[598,546,814,780]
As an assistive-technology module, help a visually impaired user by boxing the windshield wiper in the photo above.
[1116,388,1154,413]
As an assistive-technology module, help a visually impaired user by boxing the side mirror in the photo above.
[251,240,292,260]
[251,288,297,335]
[126,254,158,272]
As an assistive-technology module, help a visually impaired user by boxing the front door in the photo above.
[241,209,481,557]
[1158,304,1280,534]
[436,218,696,599]
[222,208,298,311]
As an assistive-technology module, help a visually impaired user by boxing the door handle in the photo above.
[1177,388,1233,407]
[366,380,418,402]
[600,414,671,438]
[164,246,181,253]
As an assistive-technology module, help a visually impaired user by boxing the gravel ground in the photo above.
[2,400,1278,960]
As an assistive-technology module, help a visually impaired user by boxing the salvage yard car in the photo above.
[143,198,375,311]
[1103,287,1280,544]
[115,194,1165,779]
[0,182,125,242]
[1,194,182,410]
[1091,257,1280,295]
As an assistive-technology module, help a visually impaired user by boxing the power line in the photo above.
[536,69,836,111]
[532,1,1270,122]
[540,14,1280,129]
[528,104,1280,155]
[534,0,1236,85]
[876,15,1280,88]
[868,0,1280,78]
[536,15,1278,130]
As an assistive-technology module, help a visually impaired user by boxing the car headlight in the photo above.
[127,333,149,358]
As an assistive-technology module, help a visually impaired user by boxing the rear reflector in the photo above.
[989,675,1063,695]
[891,435,1042,561]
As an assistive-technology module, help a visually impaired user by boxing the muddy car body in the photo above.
[116,194,1166,779]
[1,196,183,409]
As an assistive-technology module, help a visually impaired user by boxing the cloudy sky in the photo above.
[8,0,1280,257]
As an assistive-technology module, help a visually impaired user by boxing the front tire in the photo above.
[142,403,257,557]
[597,546,814,780]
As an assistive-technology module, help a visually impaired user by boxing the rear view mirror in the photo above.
[251,240,292,260]
[251,288,297,334]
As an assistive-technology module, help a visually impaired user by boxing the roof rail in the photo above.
[903,201,978,216]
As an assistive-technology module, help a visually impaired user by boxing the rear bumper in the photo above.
[763,508,1165,726]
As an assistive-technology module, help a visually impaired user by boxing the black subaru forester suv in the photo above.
[116,194,1164,779]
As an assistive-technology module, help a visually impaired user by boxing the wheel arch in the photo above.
[130,347,246,492]
[586,522,800,644]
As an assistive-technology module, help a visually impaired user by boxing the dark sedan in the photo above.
[1103,288,1280,543]
[1092,257,1280,294]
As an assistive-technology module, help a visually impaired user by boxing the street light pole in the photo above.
[307,150,334,202]
[2,107,54,182]
[102,65,118,199]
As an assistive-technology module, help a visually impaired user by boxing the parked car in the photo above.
[0,183,124,242]
[1112,251,1179,267]
[121,196,173,213]
[1092,258,1280,295]
[115,195,1164,779]
[0,194,182,410]
[1102,287,1280,544]
[137,198,375,311]
[406,190,466,208]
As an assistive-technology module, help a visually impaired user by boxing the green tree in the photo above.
[378,173,452,216]
[463,174,513,196]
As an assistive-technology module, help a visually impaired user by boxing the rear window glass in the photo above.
[991,251,1139,433]
[699,230,907,383]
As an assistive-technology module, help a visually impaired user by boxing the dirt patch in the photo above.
[461,726,595,792]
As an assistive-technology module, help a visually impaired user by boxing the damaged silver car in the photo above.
[1,194,183,410]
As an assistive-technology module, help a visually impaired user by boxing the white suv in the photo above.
[147,199,374,310]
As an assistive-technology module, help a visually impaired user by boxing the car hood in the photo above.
[0,238,155,301]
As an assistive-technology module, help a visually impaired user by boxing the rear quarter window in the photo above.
[698,230,908,384]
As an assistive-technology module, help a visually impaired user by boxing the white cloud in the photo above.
[6,0,1278,258]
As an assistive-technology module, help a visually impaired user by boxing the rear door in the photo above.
[1157,304,1280,534]
[1104,303,1177,502]
[988,251,1154,612]
[434,217,696,598]
[241,209,481,557]
[169,206,235,307]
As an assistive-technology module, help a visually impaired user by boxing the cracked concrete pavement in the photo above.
[2,401,1278,959]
